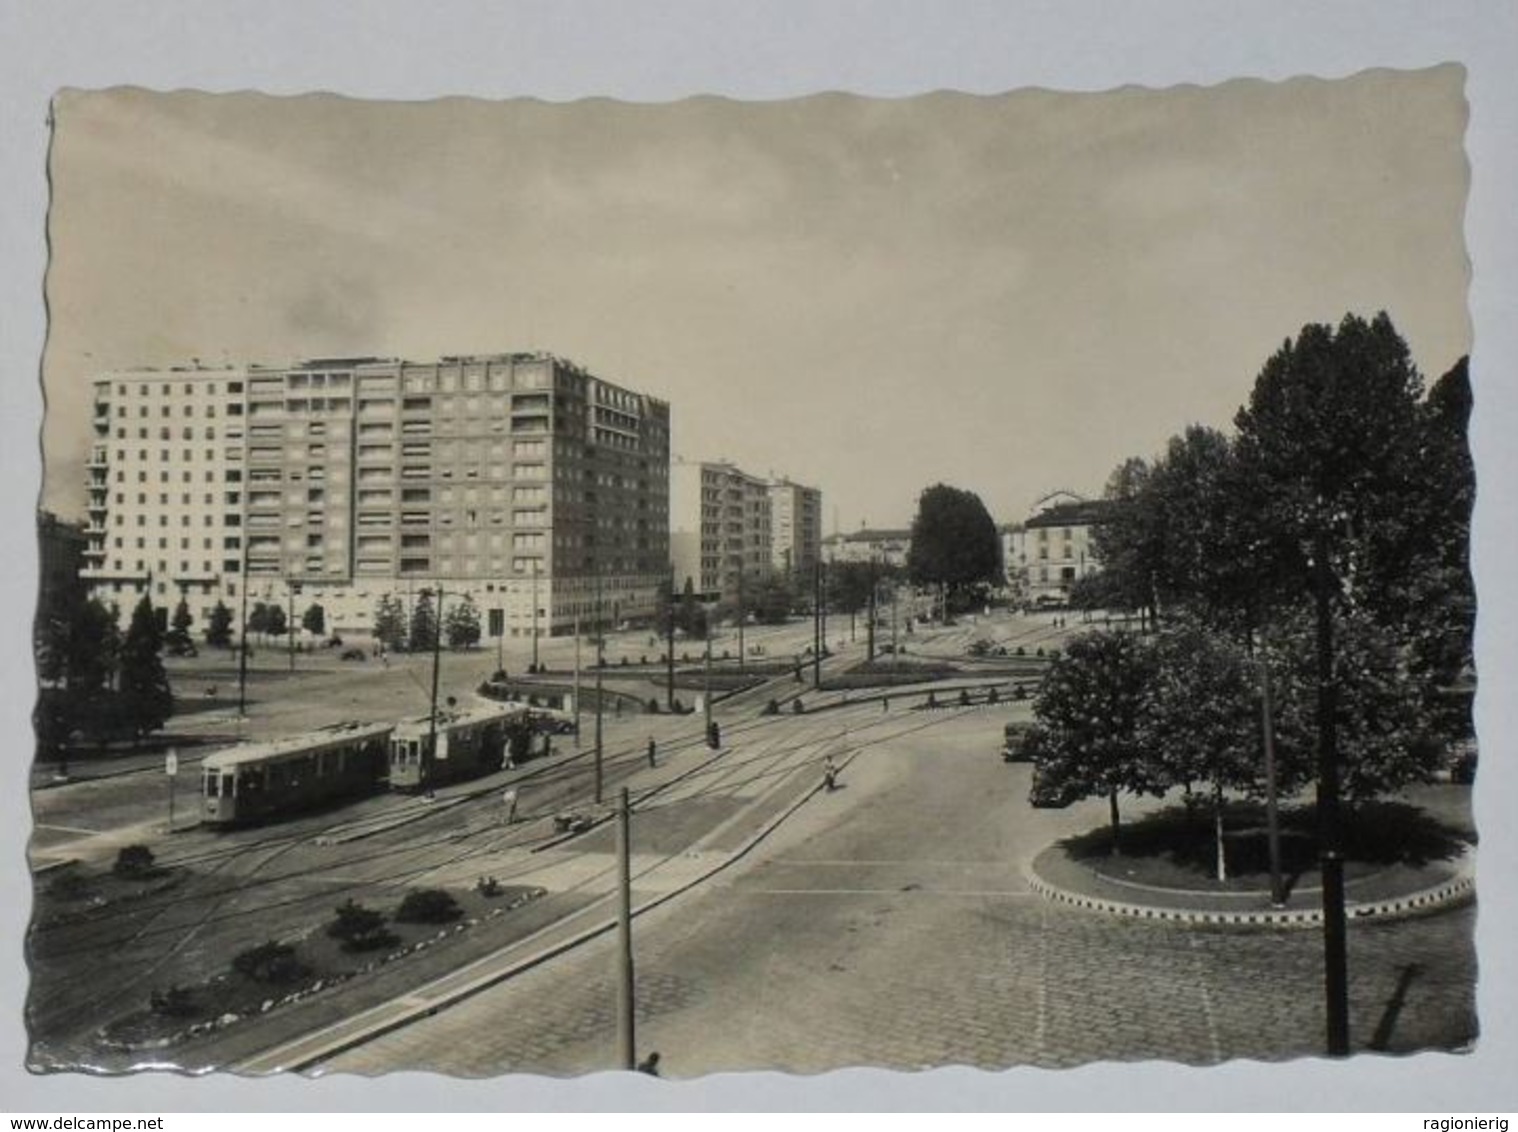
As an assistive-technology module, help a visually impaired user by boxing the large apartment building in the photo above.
[670,460,777,602]
[81,353,670,639]
[768,477,823,581]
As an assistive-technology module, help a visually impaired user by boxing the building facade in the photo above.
[822,528,912,570]
[670,459,775,602]
[768,477,823,581]
[1004,494,1109,606]
[81,354,670,640]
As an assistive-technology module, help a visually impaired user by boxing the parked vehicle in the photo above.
[201,721,394,826]
[1002,720,1037,762]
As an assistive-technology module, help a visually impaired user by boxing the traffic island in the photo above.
[1027,798,1476,928]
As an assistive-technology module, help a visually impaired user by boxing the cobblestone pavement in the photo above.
[320,712,1477,1078]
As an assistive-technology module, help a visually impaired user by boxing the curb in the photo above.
[233,742,842,1073]
[1027,848,1476,929]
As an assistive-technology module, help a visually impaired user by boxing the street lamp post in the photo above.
[286,579,300,673]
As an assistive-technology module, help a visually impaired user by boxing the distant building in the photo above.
[80,353,670,638]
[1003,492,1109,605]
[768,478,823,581]
[823,528,912,570]
[36,510,88,630]
[670,459,774,602]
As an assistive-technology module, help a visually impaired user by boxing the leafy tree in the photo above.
[205,600,234,648]
[1401,356,1475,739]
[373,593,407,652]
[1028,630,1163,853]
[906,484,1002,609]
[676,576,707,640]
[748,575,795,625]
[302,602,326,637]
[1142,619,1293,879]
[264,603,288,639]
[165,598,194,655]
[117,595,174,739]
[1089,457,1162,627]
[1267,610,1442,802]
[445,593,482,649]
[409,589,439,653]
[246,601,271,637]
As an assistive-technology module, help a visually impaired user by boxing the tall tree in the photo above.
[444,593,482,649]
[166,597,194,654]
[409,589,439,653]
[1142,619,1295,879]
[117,595,174,740]
[373,593,407,652]
[1089,457,1162,626]
[205,600,234,648]
[1028,630,1163,853]
[906,484,1002,609]
[302,602,327,637]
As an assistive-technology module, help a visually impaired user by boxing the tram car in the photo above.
[387,702,524,792]
[202,720,395,826]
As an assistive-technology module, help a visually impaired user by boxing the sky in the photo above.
[40,67,1472,531]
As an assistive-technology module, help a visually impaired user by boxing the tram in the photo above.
[201,720,395,826]
[387,702,523,792]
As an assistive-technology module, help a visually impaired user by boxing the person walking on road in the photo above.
[647,736,657,768]
[823,755,838,792]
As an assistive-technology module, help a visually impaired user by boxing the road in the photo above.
[317,705,1477,1077]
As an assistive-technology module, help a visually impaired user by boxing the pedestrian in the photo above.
[823,755,838,792]
[503,787,519,824]
[647,736,657,768]
[637,1051,662,1077]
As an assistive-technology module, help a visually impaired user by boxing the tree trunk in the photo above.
[1108,789,1122,856]
[1213,773,1227,882]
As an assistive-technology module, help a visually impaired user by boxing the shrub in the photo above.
[1036,647,1045,657]
[619,656,629,667]
[958,689,971,707]
[491,669,508,683]
[46,869,91,901]
[327,899,397,952]
[640,655,648,665]
[792,698,805,714]
[149,985,199,1018]
[647,698,661,713]
[987,687,1000,705]
[113,844,157,879]
[395,889,464,925]
[926,692,938,708]
[1015,646,1026,657]
[233,940,309,985]
[764,699,779,716]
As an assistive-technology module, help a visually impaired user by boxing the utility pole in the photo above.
[665,568,676,711]
[812,559,822,689]
[1261,655,1285,908]
[866,558,878,663]
[426,588,444,794]
[703,624,714,745]
[1314,527,1349,1056]
[736,566,745,675]
[594,572,605,804]
[236,543,250,719]
[573,613,582,747]
[286,579,297,673]
[890,580,899,672]
[531,559,540,672]
[616,786,636,1070]
[820,560,828,655]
